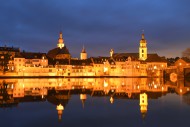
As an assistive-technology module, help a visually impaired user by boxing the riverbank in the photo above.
[0,75,163,79]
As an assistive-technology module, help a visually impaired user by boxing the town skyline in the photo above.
[1,0,190,58]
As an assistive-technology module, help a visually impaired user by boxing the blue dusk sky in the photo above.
[0,0,190,58]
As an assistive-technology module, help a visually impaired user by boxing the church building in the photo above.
[47,32,71,59]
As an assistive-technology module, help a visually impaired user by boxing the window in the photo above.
[142,50,144,53]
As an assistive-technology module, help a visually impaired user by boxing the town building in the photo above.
[0,32,168,77]
[0,46,20,72]
[174,57,190,76]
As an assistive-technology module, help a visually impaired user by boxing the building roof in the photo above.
[0,46,20,52]
[70,59,92,66]
[113,53,167,63]
[91,57,110,64]
[145,54,167,62]
[113,53,139,59]
[53,58,93,66]
[47,46,70,59]
[18,52,47,59]
[181,57,190,63]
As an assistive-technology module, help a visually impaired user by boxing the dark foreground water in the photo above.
[0,78,190,127]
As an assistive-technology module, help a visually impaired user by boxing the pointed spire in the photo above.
[59,31,63,39]
[57,31,64,48]
[142,30,145,39]
[81,45,86,53]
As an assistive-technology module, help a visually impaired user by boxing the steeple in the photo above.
[139,31,147,60]
[57,31,65,49]
[81,45,86,53]
[80,45,87,60]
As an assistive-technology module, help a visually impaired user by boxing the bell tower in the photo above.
[57,31,65,49]
[139,32,147,60]
[80,45,87,60]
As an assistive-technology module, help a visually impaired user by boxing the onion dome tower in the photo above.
[47,31,71,59]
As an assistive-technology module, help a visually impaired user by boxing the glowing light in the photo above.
[180,89,182,93]
[110,97,114,104]
[57,104,64,111]
[104,80,108,87]
[104,67,108,72]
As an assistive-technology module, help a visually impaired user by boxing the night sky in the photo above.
[0,0,190,58]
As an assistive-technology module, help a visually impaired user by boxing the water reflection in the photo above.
[0,78,189,121]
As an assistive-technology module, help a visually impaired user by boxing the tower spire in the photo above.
[142,30,145,39]
[139,31,147,60]
[57,31,64,49]
[80,45,87,60]
[82,44,86,53]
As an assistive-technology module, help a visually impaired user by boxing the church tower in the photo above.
[139,33,147,60]
[57,31,65,49]
[80,46,87,60]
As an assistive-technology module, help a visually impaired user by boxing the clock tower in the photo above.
[139,33,147,60]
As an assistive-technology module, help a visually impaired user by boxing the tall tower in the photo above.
[57,31,65,49]
[139,33,147,60]
[80,46,87,60]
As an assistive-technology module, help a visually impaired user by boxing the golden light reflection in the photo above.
[56,104,64,121]
[110,96,114,104]
[1,78,190,120]
[139,93,148,119]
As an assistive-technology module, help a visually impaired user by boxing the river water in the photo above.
[0,78,190,127]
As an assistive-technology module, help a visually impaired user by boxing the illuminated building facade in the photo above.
[174,58,190,75]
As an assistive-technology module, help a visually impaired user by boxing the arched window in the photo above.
[142,50,144,53]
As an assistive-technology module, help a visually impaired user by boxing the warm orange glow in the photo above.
[57,104,64,111]
[110,97,114,104]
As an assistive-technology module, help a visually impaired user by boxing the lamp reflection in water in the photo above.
[110,96,114,104]
[56,104,64,121]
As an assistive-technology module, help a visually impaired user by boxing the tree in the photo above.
[182,48,190,59]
